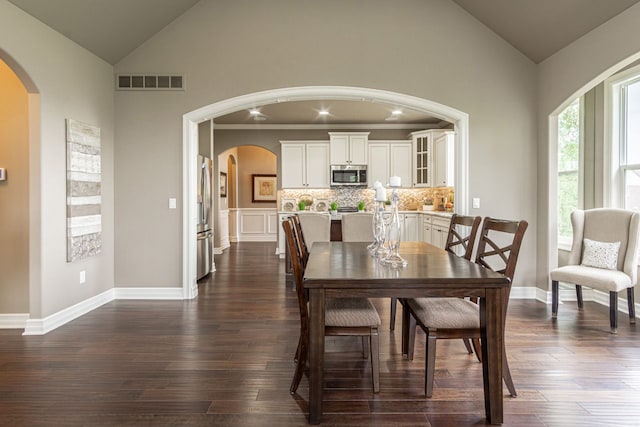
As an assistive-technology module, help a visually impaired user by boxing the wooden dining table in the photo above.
[302,241,511,425]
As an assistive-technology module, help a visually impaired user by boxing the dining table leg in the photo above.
[480,288,504,425]
[308,288,325,424]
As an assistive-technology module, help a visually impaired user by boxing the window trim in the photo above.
[605,63,640,208]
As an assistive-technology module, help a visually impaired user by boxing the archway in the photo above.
[182,86,470,299]
[0,50,40,325]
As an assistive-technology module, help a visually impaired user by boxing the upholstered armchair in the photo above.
[550,208,640,332]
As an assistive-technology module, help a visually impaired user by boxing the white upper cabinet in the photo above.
[433,131,455,187]
[411,130,432,187]
[411,130,454,188]
[281,141,330,188]
[389,142,412,188]
[329,132,369,165]
[368,141,412,187]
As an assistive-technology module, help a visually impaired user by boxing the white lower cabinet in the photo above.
[277,213,289,257]
[431,216,451,249]
[422,214,432,244]
[403,213,420,241]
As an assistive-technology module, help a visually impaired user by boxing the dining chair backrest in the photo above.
[445,214,482,260]
[290,214,309,265]
[341,212,374,242]
[282,218,309,321]
[297,213,331,249]
[474,217,528,312]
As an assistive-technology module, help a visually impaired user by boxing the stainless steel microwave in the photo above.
[330,165,367,186]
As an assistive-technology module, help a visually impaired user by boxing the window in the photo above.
[620,77,640,211]
[607,67,640,211]
[557,98,582,246]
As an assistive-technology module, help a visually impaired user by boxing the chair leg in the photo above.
[401,301,410,357]
[610,291,618,333]
[294,335,302,363]
[471,338,482,363]
[462,338,473,354]
[503,349,517,397]
[290,335,308,394]
[362,336,369,359]
[406,313,418,361]
[390,297,397,331]
[628,287,636,324]
[370,328,380,393]
[425,331,437,398]
[576,285,584,309]
[552,280,559,318]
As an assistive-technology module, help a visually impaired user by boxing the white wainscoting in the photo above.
[235,208,278,242]
[216,209,230,253]
[229,208,238,243]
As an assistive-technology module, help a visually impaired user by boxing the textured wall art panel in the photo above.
[66,119,101,262]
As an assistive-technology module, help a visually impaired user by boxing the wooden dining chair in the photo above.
[282,218,381,394]
[391,214,482,332]
[402,217,527,398]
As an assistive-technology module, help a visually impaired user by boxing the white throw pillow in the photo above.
[581,238,621,270]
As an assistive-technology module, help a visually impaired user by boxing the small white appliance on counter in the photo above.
[197,155,213,280]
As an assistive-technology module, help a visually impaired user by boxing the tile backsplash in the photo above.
[279,187,454,212]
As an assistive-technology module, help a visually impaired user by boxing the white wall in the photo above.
[0,1,114,318]
[113,0,538,287]
[537,3,640,289]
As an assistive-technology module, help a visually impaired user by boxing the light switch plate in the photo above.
[0,168,5,181]
[169,198,177,209]
[472,198,480,209]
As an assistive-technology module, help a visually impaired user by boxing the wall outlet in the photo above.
[79,270,86,284]
[472,198,480,209]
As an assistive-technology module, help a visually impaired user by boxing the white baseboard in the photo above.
[0,313,30,329]
[21,287,185,335]
[23,289,115,335]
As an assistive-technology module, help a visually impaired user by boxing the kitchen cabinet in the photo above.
[277,213,290,257]
[411,130,432,187]
[431,215,451,249]
[368,141,412,187]
[422,214,432,244]
[411,130,454,188]
[281,141,330,188]
[402,213,420,241]
[433,131,455,187]
[329,132,369,165]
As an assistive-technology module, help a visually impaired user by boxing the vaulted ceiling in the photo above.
[7,0,640,126]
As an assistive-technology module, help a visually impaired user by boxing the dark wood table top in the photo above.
[304,241,510,290]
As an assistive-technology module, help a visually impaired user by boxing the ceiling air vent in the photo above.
[116,74,184,91]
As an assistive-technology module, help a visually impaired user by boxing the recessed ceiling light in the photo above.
[318,110,329,116]
[392,109,403,115]
[249,108,261,115]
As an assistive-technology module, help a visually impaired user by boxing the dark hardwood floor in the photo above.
[2,242,640,426]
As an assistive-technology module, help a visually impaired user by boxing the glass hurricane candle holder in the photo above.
[380,188,407,267]
[368,201,387,257]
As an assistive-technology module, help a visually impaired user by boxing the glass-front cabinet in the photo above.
[411,130,432,187]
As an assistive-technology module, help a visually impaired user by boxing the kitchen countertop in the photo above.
[279,210,454,220]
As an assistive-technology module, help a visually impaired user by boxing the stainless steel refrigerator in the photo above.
[197,155,213,280]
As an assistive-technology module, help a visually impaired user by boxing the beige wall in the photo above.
[114,0,538,287]
[0,59,29,313]
[236,146,277,209]
[0,1,114,318]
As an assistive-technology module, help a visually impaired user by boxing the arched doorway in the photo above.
[0,51,40,325]
[182,86,470,299]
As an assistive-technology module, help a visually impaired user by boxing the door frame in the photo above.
[182,86,469,299]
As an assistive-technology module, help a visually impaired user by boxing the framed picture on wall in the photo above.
[220,172,227,197]
[252,174,277,203]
